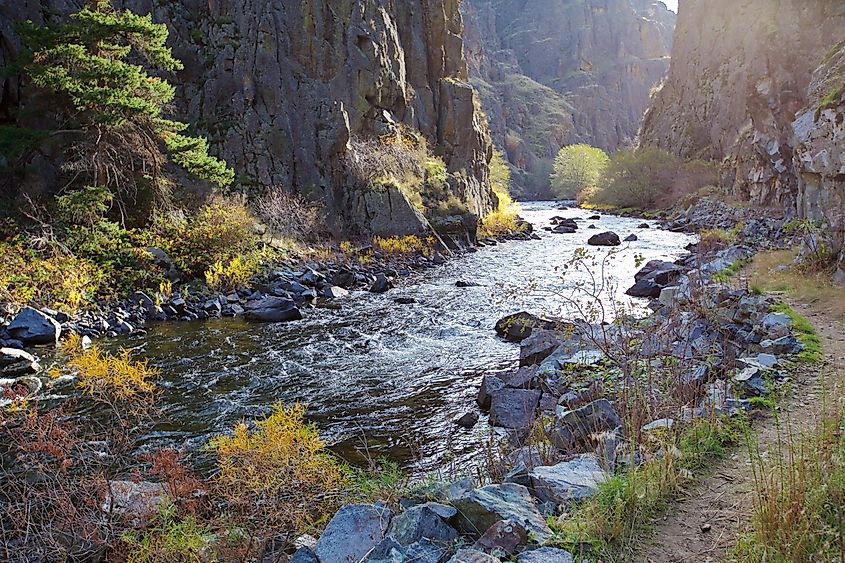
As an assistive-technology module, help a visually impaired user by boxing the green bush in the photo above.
[586,147,680,209]
[550,144,609,200]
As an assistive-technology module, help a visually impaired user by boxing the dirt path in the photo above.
[635,300,845,563]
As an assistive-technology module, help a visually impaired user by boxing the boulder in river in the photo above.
[477,374,506,409]
[495,312,558,343]
[370,273,393,293]
[244,296,302,323]
[0,347,41,376]
[587,232,621,246]
[624,234,638,242]
[7,307,61,346]
[316,504,392,563]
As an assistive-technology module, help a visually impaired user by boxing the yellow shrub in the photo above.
[373,235,435,257]
[206,403,345,536]
[479,151,525,237]
[0,239,103,313]
[154,200,258,277]
[205,254,260,292]
[62,333,158,403]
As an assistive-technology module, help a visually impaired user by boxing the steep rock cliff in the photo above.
[794,42,845,274]
[0,0,495,236]
[462,0,675,198]
[640,0,845,209]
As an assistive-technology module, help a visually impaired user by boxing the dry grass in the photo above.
[744,248,845,323]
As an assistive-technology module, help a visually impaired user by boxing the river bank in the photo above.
[2,197,816,562]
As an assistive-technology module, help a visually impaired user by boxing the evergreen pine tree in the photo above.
[15,0,233,210]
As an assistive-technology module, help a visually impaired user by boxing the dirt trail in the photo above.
[636,300,845,563]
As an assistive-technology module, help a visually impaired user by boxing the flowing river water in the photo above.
[125,203,696,473]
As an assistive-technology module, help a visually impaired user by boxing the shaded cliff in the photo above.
[640,0,845,209]
[462,0,675,198]
[0,0,495,237]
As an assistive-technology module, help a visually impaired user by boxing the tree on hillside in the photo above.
[550,144,609,200]
[8,0,233,219]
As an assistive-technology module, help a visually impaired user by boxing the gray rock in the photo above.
[426,477,476,503]
[505,366,542,390]
[642,418,675,432]
[0,347,40,376]
[448,549,501,563]
[290,547,319,563]
[528,455,607,505]
[456,411,480,428]
[7,307,61,346]
[489,388,541,429]
[145,247,179,281]
[477,375,506,409]
[370,274,394,293]
[243,296,302,323]
[623,234,638,242]
[517,547,575,563]
[519,330,566,367]
[495,312,558,343]
[551,399,622,450]
[452,483,552,541]
[587,231,621,246]
[316,504,392,563]
[323,286,350,299]
[387,504,458,546]
[472,520,527,556]
[418,502,458,521]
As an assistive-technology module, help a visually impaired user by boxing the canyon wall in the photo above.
[462,0,675,198]
[0,0,495,236]
[640,0,845,210]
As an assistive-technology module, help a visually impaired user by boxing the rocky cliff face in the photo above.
[794,42,845,275]
[640,0,845,209]
[1,0,495,237]
[462,0,675,198]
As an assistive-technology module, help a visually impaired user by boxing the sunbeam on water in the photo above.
[127,203,696,473]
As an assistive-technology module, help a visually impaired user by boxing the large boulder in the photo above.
[448,549,502,563]
[0,347,41,376]
[495,312,558,343]
[489,388,540,429]
[587,232,621,246]
[477,374,506,409]
[453,483,552,541]
[387,504,458,546]
[516,547,575,563]
[7,307,61,346]
[243,296,302,323]
[519,330,566,367]
[316,504,393,563]
[528,455,607,505]
[551,399,622,451]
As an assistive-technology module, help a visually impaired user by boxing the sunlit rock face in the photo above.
[462,0,675,199]
[0,0,495,235]
[640,0,845,209]
[794,42,845,267]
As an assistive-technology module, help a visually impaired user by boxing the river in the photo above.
[128,203,696,474]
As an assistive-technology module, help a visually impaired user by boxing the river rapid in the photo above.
[128,203,696,473]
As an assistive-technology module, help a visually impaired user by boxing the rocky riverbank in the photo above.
[280,200,813,563]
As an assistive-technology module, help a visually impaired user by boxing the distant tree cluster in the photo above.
[549,143,718,209]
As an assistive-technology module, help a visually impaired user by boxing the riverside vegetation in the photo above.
[2,1,845,562]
